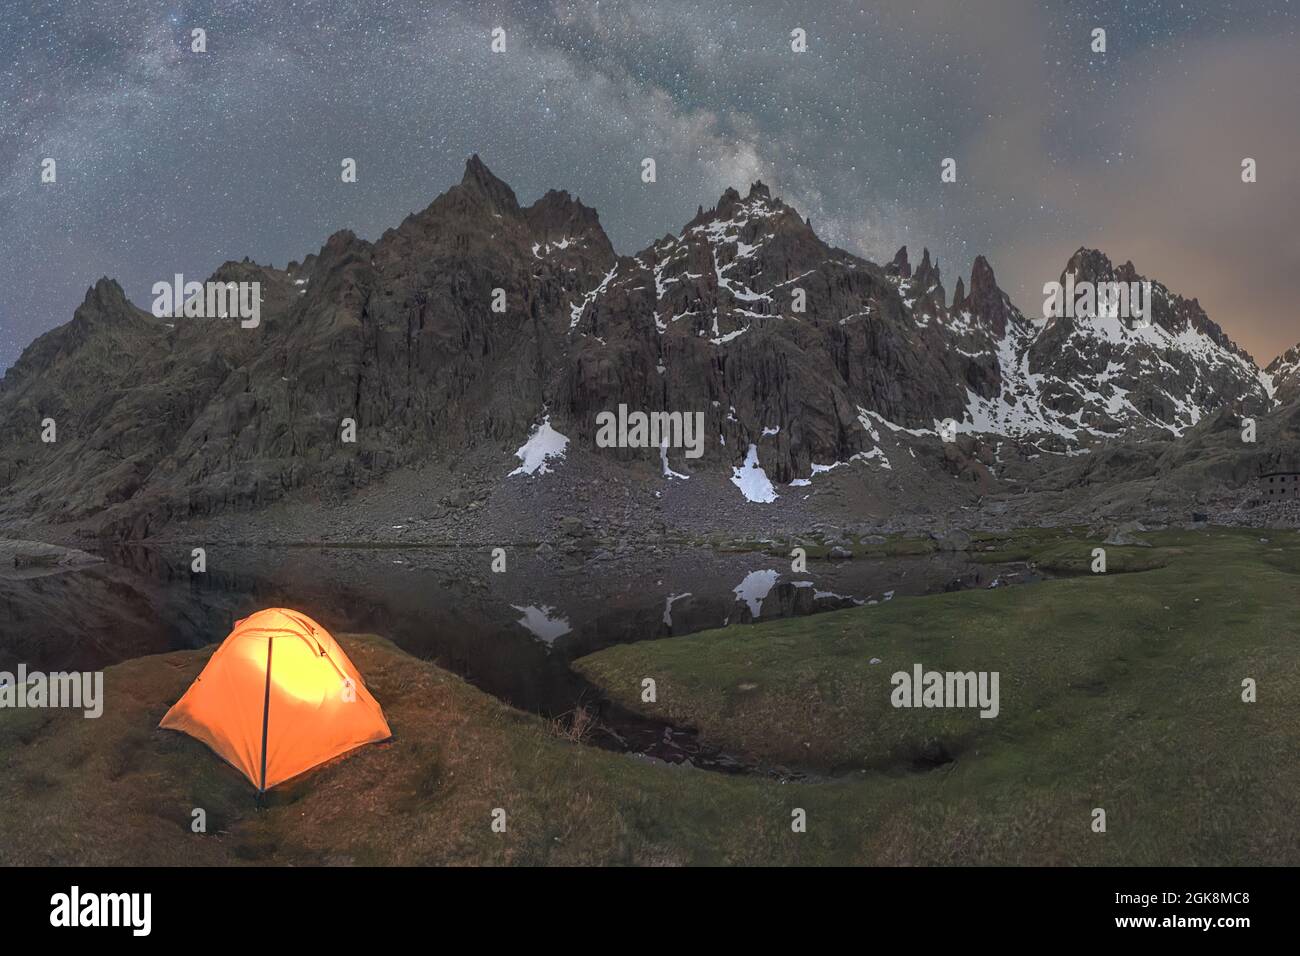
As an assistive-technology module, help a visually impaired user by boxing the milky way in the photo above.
[1,0,1296,372]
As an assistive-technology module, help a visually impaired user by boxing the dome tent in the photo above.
[160,608,391,792]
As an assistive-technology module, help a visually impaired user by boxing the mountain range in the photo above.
[2,156,1297,540]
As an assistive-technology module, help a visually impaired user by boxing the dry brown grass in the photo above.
[547,704,597,743]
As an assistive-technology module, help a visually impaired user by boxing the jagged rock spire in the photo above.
[886,246,912,279]
[459,154,521,215]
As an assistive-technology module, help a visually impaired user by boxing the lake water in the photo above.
[0,543,1036,767]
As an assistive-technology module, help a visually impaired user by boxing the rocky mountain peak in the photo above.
[458,154,521,216]
[886,245,912,279]
[76,277,133,320]
[913,247,940,285]
[1061,248,1253,363]
[0,276,159,403]
[1019,246,1270,442]
[316,228,371,270]
[1062,246,1115,283]
[961,255,1017,336]
[523,189,615,258]
[1266,343,1300,405]
[909,248,945,310]
[1115,260,1141,285]
[685,181,785,233]
[705,186,746,223]
[968,255,997,296]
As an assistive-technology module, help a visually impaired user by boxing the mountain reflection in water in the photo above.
[0,543,1036,721]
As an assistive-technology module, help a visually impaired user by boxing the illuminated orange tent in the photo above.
[160,608,391,792]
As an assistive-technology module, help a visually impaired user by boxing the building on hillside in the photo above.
[1259,471,1300,500]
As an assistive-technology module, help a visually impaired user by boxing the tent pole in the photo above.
[258,636,273,805]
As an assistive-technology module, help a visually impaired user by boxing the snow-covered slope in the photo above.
[917,248,1274,451]
[1265,344,1300,406]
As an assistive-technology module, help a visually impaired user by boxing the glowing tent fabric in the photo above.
[160,608,391,791]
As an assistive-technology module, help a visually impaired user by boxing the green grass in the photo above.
[575,528,1300,864]
[4,528,1295,865]
[0,633,919,865]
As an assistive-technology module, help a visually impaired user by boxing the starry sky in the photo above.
[1,0,1297,373]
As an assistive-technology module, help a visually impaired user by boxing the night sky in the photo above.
[1,0,1296,373]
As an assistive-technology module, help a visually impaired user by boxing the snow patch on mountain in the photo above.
[733,568,778,616]
[509,415,569,477]
[731,444,778,503]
